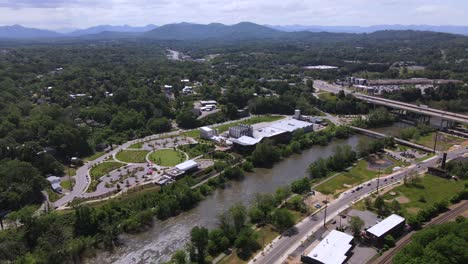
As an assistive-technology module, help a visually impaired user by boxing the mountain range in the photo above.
[0,22,467,40]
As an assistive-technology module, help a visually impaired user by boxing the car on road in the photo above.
[331,220,336,224]
[315,204,322,208]
[367,182,371,186]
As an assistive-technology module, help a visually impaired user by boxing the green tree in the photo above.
[190,226,209,264]
[271,209,295,231]
[291,178,311,194]
[350,216,364,237]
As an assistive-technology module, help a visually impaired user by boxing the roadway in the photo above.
[249,146,468,264]
[313,80,468,125]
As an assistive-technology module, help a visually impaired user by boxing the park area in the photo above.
[315,154,406,196]
[148,148,187,166]
[88,162,125,192]
[115,150,150,163]
[381,174,466,216]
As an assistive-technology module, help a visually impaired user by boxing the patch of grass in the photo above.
[88,162,125,193]
[115,150,150,163]
[216,115,285,133]
[318,92,337,102]
[148,149,186,166]
[129,142,143,149]
[381,174,466,217]
[316,159,378,195]
[414,132,464,151]
[83,151,105,162]
[61,179,73,190]
[46,187,62,203]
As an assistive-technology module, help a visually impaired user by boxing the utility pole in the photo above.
[433,119,443,153]
[323,202,328,228]
[376,168,381,194]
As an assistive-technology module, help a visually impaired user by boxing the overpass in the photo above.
[349,126,434,152]
[354,94,468,125]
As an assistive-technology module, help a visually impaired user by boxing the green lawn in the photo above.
[88,162,125,192]
[148,149,187,166]
[115,150,150,163]
[318,92,338,102]
[83,151,106,162]
[316,159,378,195]
[61,179,73,190]
[382,174,466,217]
[414,132,464,151]
[46,187,63,203]
[129,142,144,149]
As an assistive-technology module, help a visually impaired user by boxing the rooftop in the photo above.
[306,230,354,264]
[231,136,262,146]
[367,214,405,238]
[175,160,198,171]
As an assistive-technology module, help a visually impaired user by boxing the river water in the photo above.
[88,135,364,264]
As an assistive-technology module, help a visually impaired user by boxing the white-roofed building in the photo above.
[200,126,218,140]
[46,176,62,193]
[301,230,354,264]
[176,160,198,171]
[231,136,262,146]
[366,214,405,244]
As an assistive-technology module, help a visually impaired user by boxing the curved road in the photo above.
[250,146,467,264]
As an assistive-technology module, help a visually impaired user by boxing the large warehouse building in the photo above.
[366,214,405,245]
[231,118,314,148]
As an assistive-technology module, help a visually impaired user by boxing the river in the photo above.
[88,135,364,264]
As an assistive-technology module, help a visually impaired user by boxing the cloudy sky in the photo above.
[0,0,466,30]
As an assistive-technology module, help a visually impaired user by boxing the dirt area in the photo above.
[395,196,410,204]
[304,192,334,209]
[366,154,394,171]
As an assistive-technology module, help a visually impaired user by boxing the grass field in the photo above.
[115,150,150,163]
[315,159,378,195]
[83,151,106,162]
[382,174,466,217]
[318,92,338,102]
[88,162,124,192]
[46,187,63,203]
[414,132,464,151]
[129,142,144,149]
[148,149,186,166]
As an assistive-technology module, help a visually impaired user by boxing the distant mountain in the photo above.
[267,24,468,36]
[0,24,61,39]
[68,24,157,36]
[143,22,285,40]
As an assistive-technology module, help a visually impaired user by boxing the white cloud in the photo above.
[0,0,466,29]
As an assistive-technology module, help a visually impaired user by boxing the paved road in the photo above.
[250,146,467,264]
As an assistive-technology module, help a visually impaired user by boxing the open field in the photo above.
[61,179,73,190]
[115,150,150,163]
[414,132,465,151]
[148,149,186,166]
[315,159,378,195]
[382,174,466,217]
[317,92,338,102]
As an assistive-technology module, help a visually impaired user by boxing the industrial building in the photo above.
[301,230,354,264]
[230,118,314,149]
[366,214,405,245]
[229,124,254,139]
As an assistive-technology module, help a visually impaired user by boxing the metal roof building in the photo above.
[302,230,354,264]
[175,160,198,172]
[367,214,405,238]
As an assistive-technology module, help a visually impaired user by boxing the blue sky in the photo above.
[0,0,467,30]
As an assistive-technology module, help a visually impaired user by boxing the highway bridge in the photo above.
[354,94,468,125]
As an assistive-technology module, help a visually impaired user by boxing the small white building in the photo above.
[366,214,405,244]
[302,230,354,264]
[46,176,62,193]
[200,100,218,106]
[200,126,218,140]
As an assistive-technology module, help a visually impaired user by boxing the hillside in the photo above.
[143,22,285,40]
[0,25,60,39]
